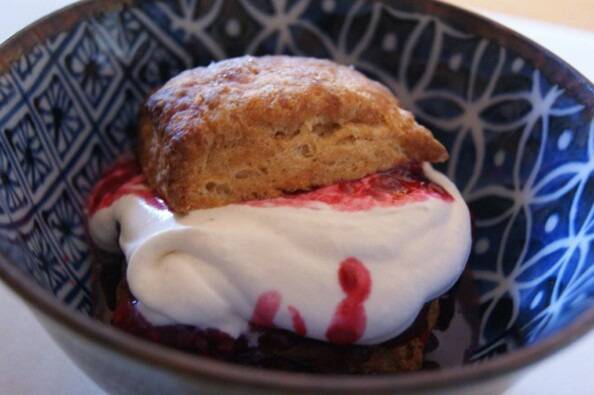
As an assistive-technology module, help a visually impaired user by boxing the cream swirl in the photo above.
[89,163,471,345]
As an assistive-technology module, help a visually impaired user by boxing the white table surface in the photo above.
[0,2,593,394]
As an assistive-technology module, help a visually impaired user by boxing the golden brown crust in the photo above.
[139,55,448,212]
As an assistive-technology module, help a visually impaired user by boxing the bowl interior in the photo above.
[0,0,593,367]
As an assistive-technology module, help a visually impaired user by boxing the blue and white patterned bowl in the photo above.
[0,0,593,394]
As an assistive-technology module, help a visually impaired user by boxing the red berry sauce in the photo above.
[112,290,244,359]
[247,162,453,211]
[244,259,373,345]
[251,291,282,328]
[88,160,451,216]
[87,159,166,216]
[288,305,307,337]
[326,257,372,344]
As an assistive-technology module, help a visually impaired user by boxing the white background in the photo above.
[0,1,593,394]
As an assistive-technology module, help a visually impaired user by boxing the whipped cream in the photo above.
[89,163,471,345]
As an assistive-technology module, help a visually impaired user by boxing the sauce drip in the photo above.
[326,257,372,344]
[287,305,307,336]
[251,291,281,328]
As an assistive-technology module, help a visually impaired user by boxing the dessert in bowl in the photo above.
[87,55,472,373]
[0,0,592,394]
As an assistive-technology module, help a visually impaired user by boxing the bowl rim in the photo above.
[1,0,593,392]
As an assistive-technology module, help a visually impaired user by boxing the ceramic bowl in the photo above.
[0,0,593,394]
